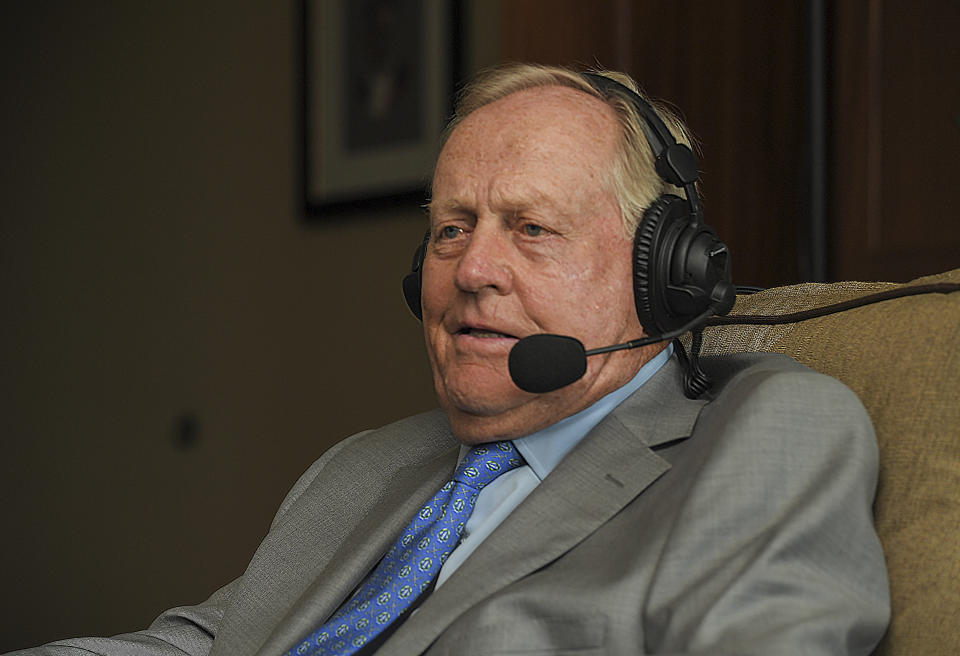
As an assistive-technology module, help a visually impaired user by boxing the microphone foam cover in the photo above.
[509,334,588,393]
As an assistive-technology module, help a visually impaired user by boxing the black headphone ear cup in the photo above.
[402,230,430,321]
[634,194,735,335]
[633,194,683,334]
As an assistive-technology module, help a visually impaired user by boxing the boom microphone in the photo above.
[507,334,588,394]
[508,306,719,394]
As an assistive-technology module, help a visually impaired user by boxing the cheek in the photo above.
[561,247,633,305]
[420,257,451,320]
[555,248,638,336]
[420,260,451,358]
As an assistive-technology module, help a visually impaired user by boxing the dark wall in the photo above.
[830,0,960,281]
[0,1,437,650]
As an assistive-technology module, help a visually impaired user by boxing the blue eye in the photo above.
[522,224,543,237]
[439,225,462,240]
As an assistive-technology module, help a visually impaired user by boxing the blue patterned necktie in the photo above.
[288,441,525,656]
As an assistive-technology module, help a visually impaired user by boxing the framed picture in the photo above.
[301,0,455,216]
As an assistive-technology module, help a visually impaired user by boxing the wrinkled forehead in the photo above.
[434,86,621,191]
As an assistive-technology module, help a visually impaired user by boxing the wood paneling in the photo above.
[501,0,626,70]
[831,0,960,281]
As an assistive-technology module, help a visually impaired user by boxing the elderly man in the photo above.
[13,64,889,656]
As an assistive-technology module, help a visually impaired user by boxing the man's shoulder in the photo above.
[701,351,863,410]
[339,407,456,462]
[322,407,453,466]
[701,350,808,385]
[272,408,456,528]
[607,351,852,450]
[696,351,874,448]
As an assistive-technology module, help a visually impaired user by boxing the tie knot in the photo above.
[453,441,525,490]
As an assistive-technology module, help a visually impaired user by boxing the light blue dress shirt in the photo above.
[434,344,674,588]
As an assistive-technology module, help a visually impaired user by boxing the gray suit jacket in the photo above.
[17,353,890,655]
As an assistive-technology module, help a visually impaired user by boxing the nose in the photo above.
[454,223,513,296]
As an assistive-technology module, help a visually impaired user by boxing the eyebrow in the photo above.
[427,198,469,216]
[429,189,566,219]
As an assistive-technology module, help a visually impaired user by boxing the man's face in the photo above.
[423,85,659,443]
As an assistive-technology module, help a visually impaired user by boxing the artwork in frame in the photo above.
[301,0,455,216]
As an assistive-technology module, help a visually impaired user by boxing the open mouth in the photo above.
[457,327,517,339]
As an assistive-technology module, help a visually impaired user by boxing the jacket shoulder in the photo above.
[272,408,453,528]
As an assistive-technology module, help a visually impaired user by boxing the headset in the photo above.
[402,71,736,397]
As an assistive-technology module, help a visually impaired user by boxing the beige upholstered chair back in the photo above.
[691,268,960,655]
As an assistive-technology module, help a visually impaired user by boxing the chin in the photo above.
[435,377,535,444]
[435,365,521,411]
[443,407,532,445]
[439,384,577,445]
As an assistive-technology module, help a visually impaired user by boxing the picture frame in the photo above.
[300,0,456,216]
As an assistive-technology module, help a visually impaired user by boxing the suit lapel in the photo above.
[253,424,460,656]
[379,357,707,655]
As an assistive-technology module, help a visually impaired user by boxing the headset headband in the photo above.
[580,72,703,222]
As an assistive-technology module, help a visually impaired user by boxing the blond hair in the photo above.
[437,63,697,235]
